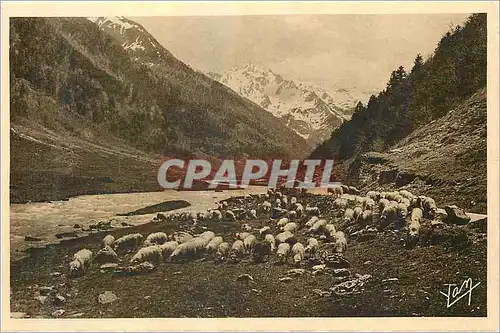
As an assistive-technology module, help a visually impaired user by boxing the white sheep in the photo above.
[94,246,119,264]
[423,197,438,217]
[363,198,376,211]
[286,210,298,220]
[130,245,163,265]
[353,206,363,222]
[276,231,294,244]
[366,191,380,201]
[243,234,257,254]
[304,238,319,258]
[290,196,297,206]
[305,206,321,216]
[170,231,193,244]
[306,216,320,228]
[380,203,398,229]
[264,234,276,251]
[259,226,271,235]
[378,198,390,212]
[206,236,224,254]
[343,208,355,224]
[309,219,327,233]
[277,217,289,227]
[170,242,195,261]
[295,203,304,216]
[327,185,343,197]
[69,249,93,276]
[333,198,348,210]
[191,237,209,254]
[359,210,373,225]
[114,233,143,253]
[102,235,115,248]
[261,201,272,212]
[397,203,409,220]
[211,209,223,222]
[144,232,168,246]
[249,209,257,219]
[292,242,305,264]
[282,222,298,233]
[200,231,215,242]
[224,210,236,221]
[229,240,245,262]
[236,232,251,241]
[282,196,289,207]
[158,241,178,259]
[325,223,336,236]
[333,231,347,253]
[215,242,230,261]
[276,243,291,263]
[408,208,423,242]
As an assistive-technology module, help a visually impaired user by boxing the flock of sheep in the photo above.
[67,185,444,278]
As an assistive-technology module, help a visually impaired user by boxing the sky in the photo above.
[133,14,470,94]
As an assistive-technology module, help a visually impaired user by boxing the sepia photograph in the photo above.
[1,1,499,331]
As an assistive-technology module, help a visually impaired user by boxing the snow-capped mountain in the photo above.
[207,64,370,147]
[88,16,174,67]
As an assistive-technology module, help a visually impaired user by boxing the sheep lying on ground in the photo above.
[170,242,195,262]
[306,216,319,228]
[69,249,93,276]
[114,233,144,253]
[130,245,163,265]
[170,231,193,244]
[200,231,215,242]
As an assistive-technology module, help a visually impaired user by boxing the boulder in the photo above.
[445,205,471,225]
[98,291,118,304]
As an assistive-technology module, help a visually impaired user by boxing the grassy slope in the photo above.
[10,192,486,318]
[343,88,487,214]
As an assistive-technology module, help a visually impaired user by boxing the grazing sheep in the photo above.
[158,241,178,259]
[243,234,257,254]
[380,203,398,229]
[343,208,355,224]
[94,246,119,264]
[359,210,373,226]
[325,223,336,236]
[69,249,93,276]
[170,231,193,244]
[264,234,276,251]
[353,206,363,222]
[305,206,321,216]
[249,209,257,219]
[333,198,348,210]
[295,203,304,216]
[393,194,403,203]
[102,235,115,248]
[276,243,291,263]
[355,196,367,207]
[385,191,399,201]
[229,240,245,262]
[363,198,376,211]
[399,190,414,199]
[401,198,411,207]
[130,246,163,265]
[200,231,216,242]
[304,238,319,258]
[190,237,209,255]
[211,210,223,221]
[397,203,409,221]
[215,242,230,262]
[292,243,305,264]
[408,208,423,244]
[423,197,438,217]
[114,233,144,253]
[224,210,236,221]
[327,185,343,197]
[253,241,272,262]
[282,222,298,233]
[378,198,390,212]
[170,242,195,261]
[348,186,360,195]
[259,226,271,235]
[205,236,224,254]
[333,231,347,253]
[261,201,272,212]
[276,231,295,244]
[306,216,320,228]
[366,191,380,201]
[277,217,289,227]
[236,232,251,241]
[309,219,327,234]
[144,232,168,246]
[286,210,298,220]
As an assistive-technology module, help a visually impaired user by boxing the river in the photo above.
[9,187,269,260]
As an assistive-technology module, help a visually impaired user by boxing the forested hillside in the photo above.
[311,13,486,160]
